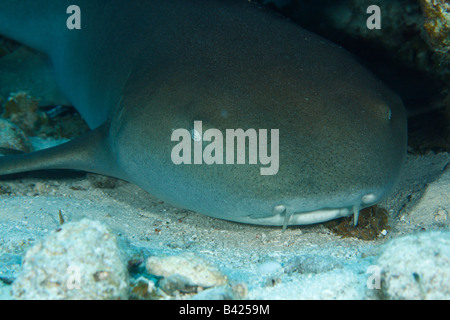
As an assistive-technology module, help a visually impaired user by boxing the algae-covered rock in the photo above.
[2,91,47,136]
[0,118,31,155]
[421,0,450,62]
[12,219,129,300]
[325,205,390,240]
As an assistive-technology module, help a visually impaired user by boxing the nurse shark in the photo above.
[0,0,407,229]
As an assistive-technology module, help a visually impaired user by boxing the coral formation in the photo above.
[0,91,89,140]
[0,118,31,155]
[2,92,45,136]
[421,0,450,63]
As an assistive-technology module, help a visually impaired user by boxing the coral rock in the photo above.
[0,118,31,154]
[146,253,227,291]
[377,231,450,299]
[12,219,129,300]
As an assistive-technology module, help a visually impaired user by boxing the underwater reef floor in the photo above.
[0,149,448,299]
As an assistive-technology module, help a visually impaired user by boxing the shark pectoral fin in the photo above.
[0,123,123,179]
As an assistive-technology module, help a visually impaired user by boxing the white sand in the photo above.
[0,150,449,299]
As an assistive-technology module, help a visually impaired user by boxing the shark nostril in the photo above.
[273,204,286,215]
[362,193,377,204]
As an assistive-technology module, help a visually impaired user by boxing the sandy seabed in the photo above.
[0,148,449,299]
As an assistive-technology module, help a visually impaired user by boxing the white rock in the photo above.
[12,219,128,300]
[146,253,227,289]
[257,261,282,275]
[376,231,450,299]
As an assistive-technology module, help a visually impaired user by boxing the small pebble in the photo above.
[257,261,282,275]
